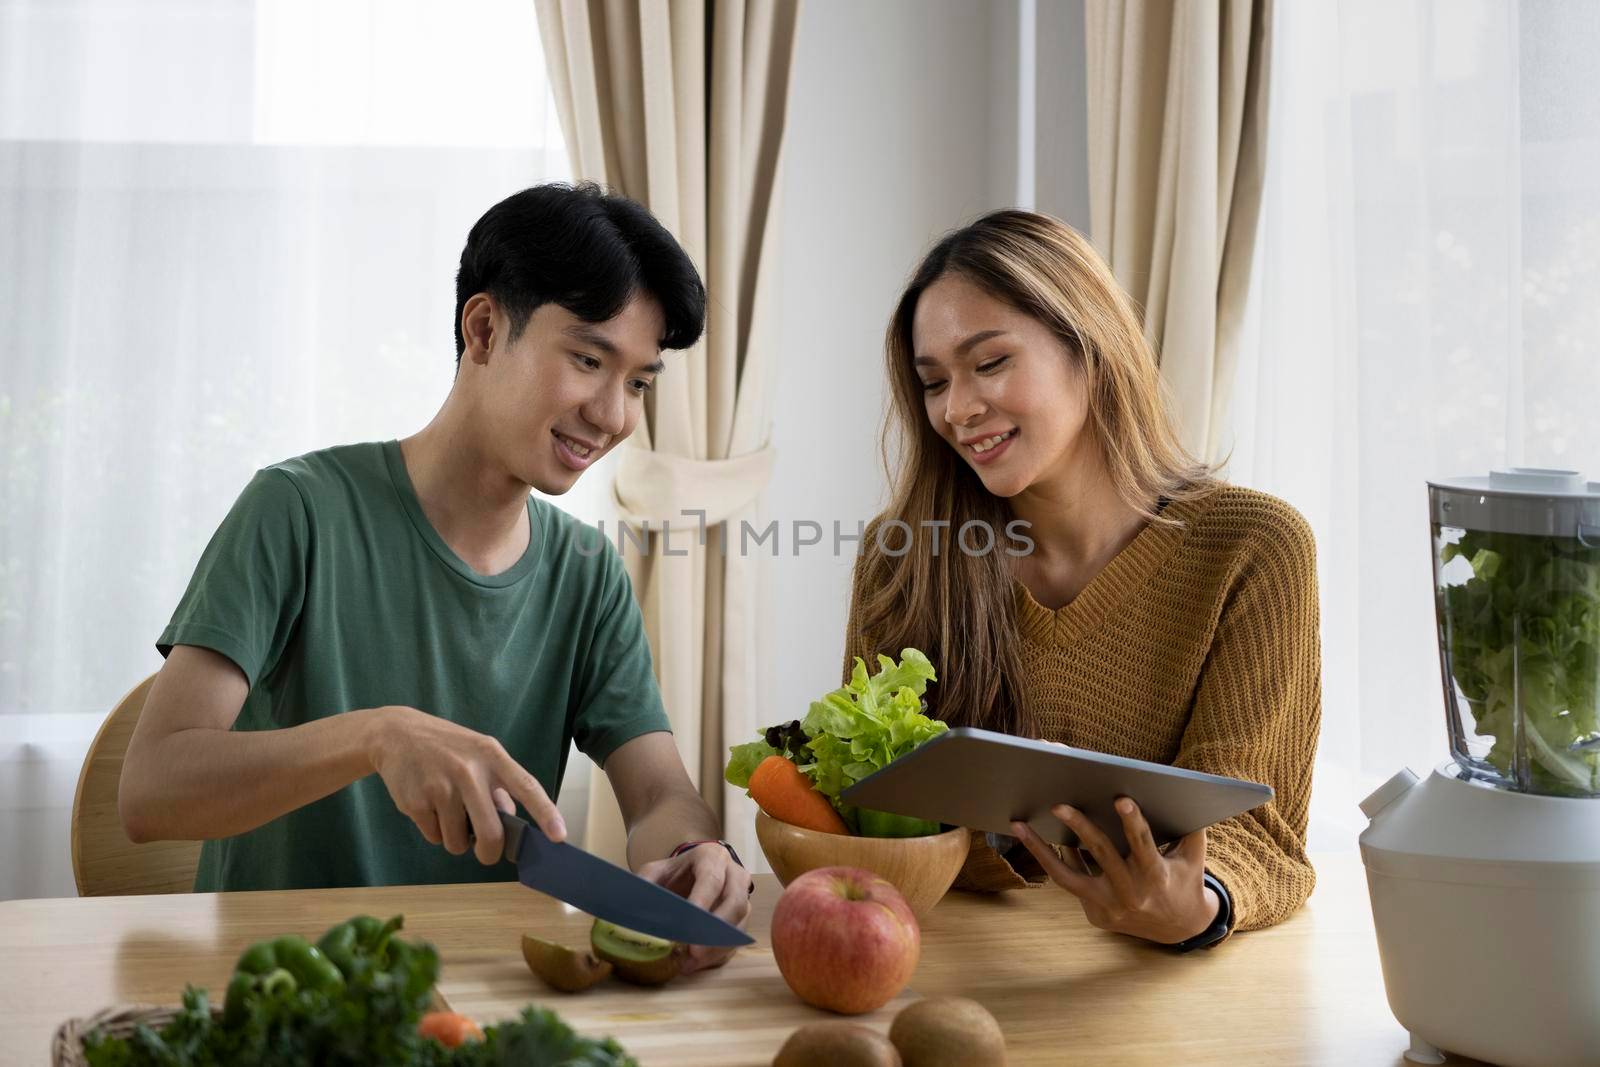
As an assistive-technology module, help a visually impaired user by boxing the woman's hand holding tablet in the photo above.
[1011,798,1220,945]
[839,727,1269,945]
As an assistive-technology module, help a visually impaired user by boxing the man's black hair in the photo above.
[453,182,706,364]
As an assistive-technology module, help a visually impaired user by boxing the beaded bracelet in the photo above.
[670,839,755,895]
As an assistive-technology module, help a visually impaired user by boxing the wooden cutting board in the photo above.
[437,937,918,1066]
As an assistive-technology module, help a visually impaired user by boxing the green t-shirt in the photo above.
[157,440,670,892]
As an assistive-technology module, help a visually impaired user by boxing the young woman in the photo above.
[842,210,1320,951]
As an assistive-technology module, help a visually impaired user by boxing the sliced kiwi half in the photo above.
[520,933,613,993]
[589,919,683,986]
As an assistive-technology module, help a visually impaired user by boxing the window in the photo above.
[1230,0,1600,848]
[0,0,578,898]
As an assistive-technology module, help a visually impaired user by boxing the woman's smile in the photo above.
[961,427,1018,464]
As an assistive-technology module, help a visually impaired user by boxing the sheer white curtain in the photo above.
[0,0,594,900]
[1226,0,1600,850]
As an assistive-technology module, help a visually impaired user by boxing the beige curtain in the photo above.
[1085,0,1272,461]
[536,0,799,865]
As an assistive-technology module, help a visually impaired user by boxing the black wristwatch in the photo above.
[1171,871,1233,952]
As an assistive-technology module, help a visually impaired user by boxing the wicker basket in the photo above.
[52,1004,215,1067]
[53,988,450,1066]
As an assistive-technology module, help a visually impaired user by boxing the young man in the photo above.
[119,183,749,972]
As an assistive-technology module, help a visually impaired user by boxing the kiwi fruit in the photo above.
[889,996,1006,1067]
[590,919,683,986]
[773,1022,902,1067]
[520,933,613,993]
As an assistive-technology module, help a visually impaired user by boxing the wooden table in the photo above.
[0,851,1489,1066]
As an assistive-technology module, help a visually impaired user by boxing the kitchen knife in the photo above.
[496,810,753,948]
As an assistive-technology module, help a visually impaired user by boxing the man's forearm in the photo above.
[624,787,721,871]
[121,708,382,843]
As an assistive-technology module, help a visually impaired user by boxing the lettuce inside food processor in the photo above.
[1442,529,1600,795]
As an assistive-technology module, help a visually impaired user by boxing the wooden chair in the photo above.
[70,673,202,896]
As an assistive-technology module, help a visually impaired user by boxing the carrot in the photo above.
[418,1010,484,1047]
[749,755,851,835]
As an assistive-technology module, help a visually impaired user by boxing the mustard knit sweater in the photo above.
[841,485,1321,934]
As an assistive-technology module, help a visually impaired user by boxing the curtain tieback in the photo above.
[612,445,777,529]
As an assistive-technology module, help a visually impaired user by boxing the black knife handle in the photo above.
[466,810,529,864]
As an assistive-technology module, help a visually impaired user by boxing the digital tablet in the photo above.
[839,727,1274,856]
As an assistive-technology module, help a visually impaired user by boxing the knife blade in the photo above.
[496,811,753,948]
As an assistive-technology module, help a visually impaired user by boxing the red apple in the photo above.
[771,866,921,1014]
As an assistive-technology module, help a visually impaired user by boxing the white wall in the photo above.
[1036,0,1092,229]
[989,0,1092,228]
[761,0,1002,732]
[754,0,1089,729]
[756,0,1089,736]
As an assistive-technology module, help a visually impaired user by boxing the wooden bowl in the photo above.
[754,811,970,918]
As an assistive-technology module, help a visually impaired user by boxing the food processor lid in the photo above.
[1429,467,1600,539]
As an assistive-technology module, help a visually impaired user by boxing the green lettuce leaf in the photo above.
[723,739,779,791]
[799,649,947,833]
[1441,528,1600,795]
[721,648,949,835]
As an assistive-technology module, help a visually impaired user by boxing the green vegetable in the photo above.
[220,973,255,1029]
[317,922,362,977]
[318,914,404,978]
[271,936,347,993]
[234,942,276,975]
[725,736,782,794]
[724,719,817,787]
[726,648,949,836]
[855,808,941,838]
[445,1006,637,1066]
[84,915,635,1066]
[764,720,813,760]
[349,914,404,951]
[1440,529,1600,795]
[221,932,347,1024]
[90,923,439,1066]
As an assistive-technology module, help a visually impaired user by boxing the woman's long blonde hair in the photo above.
[858,210,1216,736]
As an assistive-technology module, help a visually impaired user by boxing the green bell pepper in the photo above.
[221,931,346,1025]
[315,914,404,978]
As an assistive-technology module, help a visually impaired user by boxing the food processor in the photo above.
[1360,468,1600,1067]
